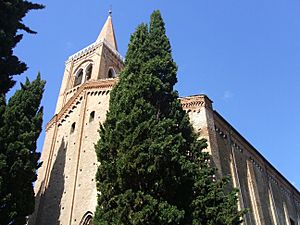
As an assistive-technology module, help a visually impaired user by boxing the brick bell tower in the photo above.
[29,11,124,225]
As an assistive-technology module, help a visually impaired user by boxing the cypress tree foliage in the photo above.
[94,10,244,225]
[0,1,44,223]
[0,74,45,224]
[0,94,6,223]
[0,0,44,95]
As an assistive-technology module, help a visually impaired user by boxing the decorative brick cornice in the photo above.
[66,40,124,64]
[66,42,100,64]
[179,94,213,112]
[48,91,212,131]
[46,78,117,131]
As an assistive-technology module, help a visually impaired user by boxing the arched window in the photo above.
[74,69,83,87]
[85,64,93,81]
[81,216,92,225]
[89,111,95,122]
[70,122,76,134]
[80,212,93,225]
[107,68,116,78]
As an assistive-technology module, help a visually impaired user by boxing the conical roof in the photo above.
[96,12,118,50]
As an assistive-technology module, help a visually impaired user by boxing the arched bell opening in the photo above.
[85,64,93,81]
[74,69,83,87]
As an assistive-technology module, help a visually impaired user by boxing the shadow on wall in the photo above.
[34,138,68,225]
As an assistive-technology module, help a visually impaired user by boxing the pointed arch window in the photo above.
[74,69,83,87]
[107,68,116,78]
[85,64,93,81]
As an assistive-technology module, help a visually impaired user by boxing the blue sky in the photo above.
[12,0,300,189]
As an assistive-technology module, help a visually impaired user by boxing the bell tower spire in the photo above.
[52,9,124,114]
[96,9,118,50]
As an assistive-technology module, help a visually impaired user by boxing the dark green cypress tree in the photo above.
[0,1,45,223]
[190,150,245,224]
[0,0,44,94]
[0,74,45,225]
[0,94,7,224]
[94,10,244,225]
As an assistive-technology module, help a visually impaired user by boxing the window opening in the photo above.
[86,64,93,81]
[290,218,295,225]
[89,111,95,122]
[70,122,76,134]
[108,68,115,78]
[74,69,83,87]
[80,212,93,225]
[84,216,92,225]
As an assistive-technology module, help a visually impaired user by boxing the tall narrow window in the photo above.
[70,122,76,134]
[74,69,83,87]
[86,64,93,81]
[107,68,115,78]
[89,111,95,122]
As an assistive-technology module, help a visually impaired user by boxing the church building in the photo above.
[29,12,300,225]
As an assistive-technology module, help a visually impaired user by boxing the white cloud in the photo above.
[222,90,234,100]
